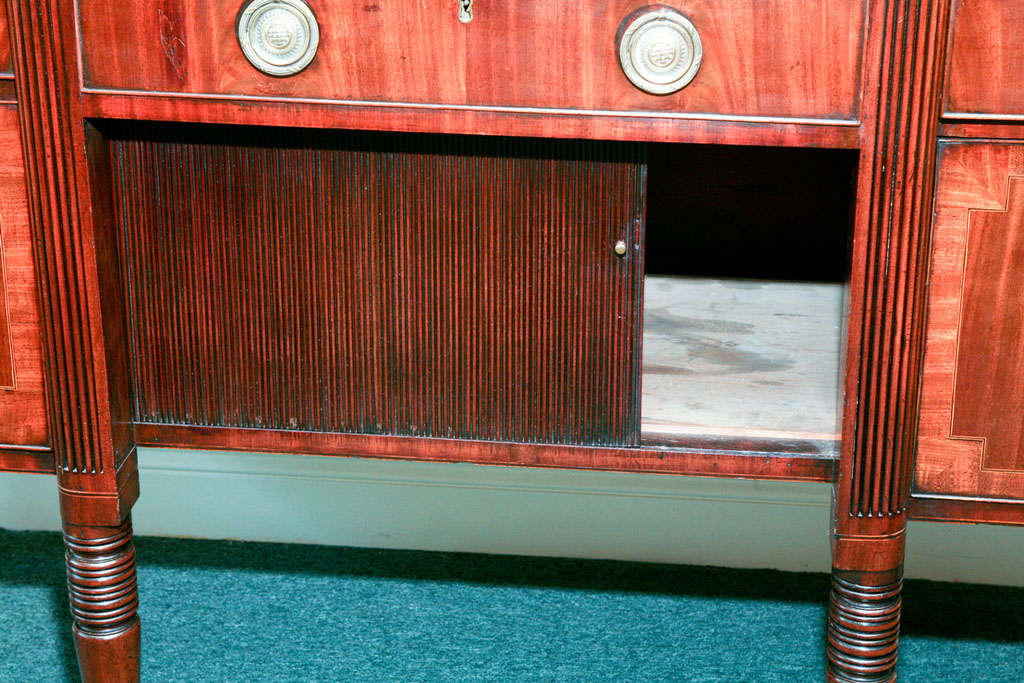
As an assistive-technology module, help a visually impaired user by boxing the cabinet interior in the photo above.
[93,120,857,460]
[641,143,857,456]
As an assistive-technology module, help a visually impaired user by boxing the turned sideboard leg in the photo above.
[827,531,905,683]
[832,0,953,679]
[5,1,145,679]
[64,519,141,683]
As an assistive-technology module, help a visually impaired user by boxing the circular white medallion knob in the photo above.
[617,6,703,95]
[237,0,320,77]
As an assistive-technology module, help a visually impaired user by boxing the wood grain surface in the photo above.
[641,277,843,444]
[915,142,1024,505]
[0,3,9,76]
[134,422,837,482]
[110,123,645,447]
[0,104,49,456]
[78,0,865,120]
[944,0,1024,119]
[829,1,953,680]
[7,0,138,518]
[80,91,861,150]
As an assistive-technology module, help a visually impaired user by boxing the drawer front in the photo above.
[0,105,50,470]
[945,0,1024,118]
[915,142,1024,509]
[79,0,865,120]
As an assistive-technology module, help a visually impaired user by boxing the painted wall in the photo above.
[2,447,1022,586]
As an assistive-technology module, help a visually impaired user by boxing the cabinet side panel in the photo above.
[0,104,49,455]
[111,126,645,447]
[915,142,1024,508]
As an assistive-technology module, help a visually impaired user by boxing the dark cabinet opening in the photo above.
[641,143,858,457]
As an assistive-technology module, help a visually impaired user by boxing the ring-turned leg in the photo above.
[64,519,141,683]
[4,1,145,681]
[827,532,905,682]
[831,0,952,680]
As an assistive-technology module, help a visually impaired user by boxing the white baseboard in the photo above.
[2,447,1022,586]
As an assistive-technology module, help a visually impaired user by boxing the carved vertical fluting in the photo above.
[7,0,100,473]
[7,1,140,680]
[6,1,136,508]
[830,1,953,681]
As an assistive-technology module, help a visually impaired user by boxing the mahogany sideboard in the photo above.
[1,1,1022,681]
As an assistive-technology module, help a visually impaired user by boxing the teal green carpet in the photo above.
[1,529,1022,681]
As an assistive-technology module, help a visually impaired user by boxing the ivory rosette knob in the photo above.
[617,6,703,95]
[237,0,320,77]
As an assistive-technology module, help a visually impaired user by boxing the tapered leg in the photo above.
[828,0,953,677]
[64,519,141,683]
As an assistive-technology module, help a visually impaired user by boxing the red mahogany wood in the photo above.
[829,0,952,681]
[64,519,141,683]
[135,423,838,483]
[6,0,138,518]
[910,494,1024,526]
[0,104,50,468]
[8,9,143,677]
[78,0,866,121]
[944,0,1024,120]
[914,142,1024,512]
[109,125,645,447]
[79,91,862,151]
[938,122,1024,141]
[0,2,10,77]
[0,445,55,473]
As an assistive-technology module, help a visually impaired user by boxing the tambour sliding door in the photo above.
[108,123,647,448]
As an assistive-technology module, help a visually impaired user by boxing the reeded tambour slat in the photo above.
[110,125,646,447]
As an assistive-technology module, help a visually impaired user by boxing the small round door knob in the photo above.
[617,6,703,95]
[237,0,320,77]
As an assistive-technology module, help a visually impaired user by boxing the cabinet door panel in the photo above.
[915,142,1024,518]
[109,124,645,447]
[0,105,51,472]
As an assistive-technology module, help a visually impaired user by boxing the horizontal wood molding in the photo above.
[134,423,838,483]
[80,92,862,150]
[939,122,1024,141]
[910,494,1024,526]
[0,444,54,473]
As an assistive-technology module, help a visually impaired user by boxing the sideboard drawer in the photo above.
[78,0,865,121]
[945,0,1024,118]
